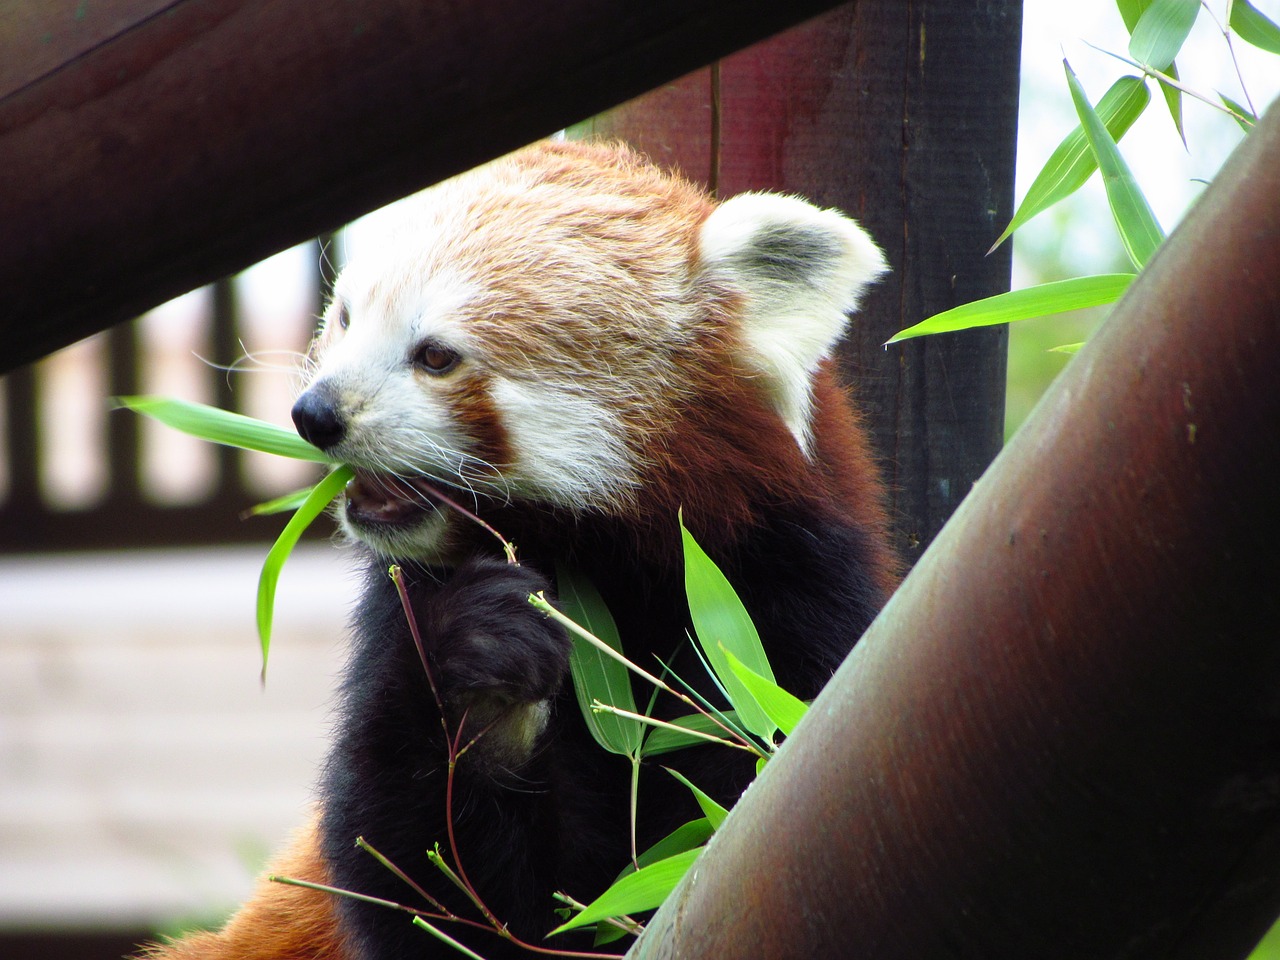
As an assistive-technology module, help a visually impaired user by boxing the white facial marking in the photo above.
[315,268,483,476]
[489,376,640,509]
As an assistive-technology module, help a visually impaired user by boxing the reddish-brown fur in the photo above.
[135,815,347,960]
[610,285,896,591]
[443,370,513,477]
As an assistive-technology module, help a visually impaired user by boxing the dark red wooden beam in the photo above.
[631,101,1280,960]
[0,0,847,374]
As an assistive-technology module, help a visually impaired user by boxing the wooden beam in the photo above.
[0,0,847,373]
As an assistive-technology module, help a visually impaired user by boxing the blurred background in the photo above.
[1,1,1277,956]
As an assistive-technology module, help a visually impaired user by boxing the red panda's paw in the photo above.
[418,558,569,759]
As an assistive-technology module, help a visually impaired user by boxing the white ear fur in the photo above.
[698,192,887,457]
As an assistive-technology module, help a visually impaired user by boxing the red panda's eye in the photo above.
[413,342,461,375]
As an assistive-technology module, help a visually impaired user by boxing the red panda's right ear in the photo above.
[698,193,888,458]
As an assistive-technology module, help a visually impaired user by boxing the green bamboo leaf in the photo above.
[1159,61,1185,145]
[680,515,776,740]
[590,817,713,942]
[1049,342,1086,355]
[1117,0,1189,137]
[1128,0,1199,69]
[1219,92,1258,131]
[115,395,332,463]
[665,768,730,829]
[640,710,743,757]
[246,487,317,517]
[617,819,714,881]
[556,564,643,756]
[1116,0,1150,33]
[1231,0,1280,54]
[991,76,1149,251]
[550,848,701,935]
[1065,61,1166,269]
[887,274,1135,343]
[592,919,631,947]
[592,922,630,947]
[721,648,808,737]
[257,465,354,672]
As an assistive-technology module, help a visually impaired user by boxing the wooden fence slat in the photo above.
[210,277,241,495]
[105,323,140,502]
[3,364,41,505]
[0,0,174,100]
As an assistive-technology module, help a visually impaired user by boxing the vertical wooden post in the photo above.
[2,365,41,508]
[105,323,141,504]
[209,278,242,494]
[587,0,1023,561]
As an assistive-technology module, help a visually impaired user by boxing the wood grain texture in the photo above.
[0,0,847,373]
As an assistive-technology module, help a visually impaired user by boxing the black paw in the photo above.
[420,558,570,708]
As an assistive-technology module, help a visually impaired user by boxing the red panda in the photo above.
[137,140,898,960]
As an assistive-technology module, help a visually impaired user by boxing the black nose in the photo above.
[291,383,346,450]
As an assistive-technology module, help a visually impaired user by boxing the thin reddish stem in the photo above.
[356,836,450,915]
[390,565,449,730]
[411,478,517,563]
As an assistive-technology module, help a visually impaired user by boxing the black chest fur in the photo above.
[319,501,886,960]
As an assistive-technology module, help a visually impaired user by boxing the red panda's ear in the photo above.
[698,193,887,458]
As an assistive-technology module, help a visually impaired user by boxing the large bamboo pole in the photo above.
[0,0,846,374]
[630,102,1280,960]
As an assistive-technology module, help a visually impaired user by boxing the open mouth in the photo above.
[343,470,441,528]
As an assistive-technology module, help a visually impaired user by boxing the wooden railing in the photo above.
[0,241,332,553]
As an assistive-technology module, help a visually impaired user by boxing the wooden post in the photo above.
[588,0,1022,559]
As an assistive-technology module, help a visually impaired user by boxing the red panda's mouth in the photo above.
[343,470,439,528]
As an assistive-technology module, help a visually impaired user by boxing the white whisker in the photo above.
[194,348,314,377]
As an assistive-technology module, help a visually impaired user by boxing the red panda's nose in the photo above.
[291,382,346,450]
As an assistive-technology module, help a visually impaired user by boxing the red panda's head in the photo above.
[292,140,887,564]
